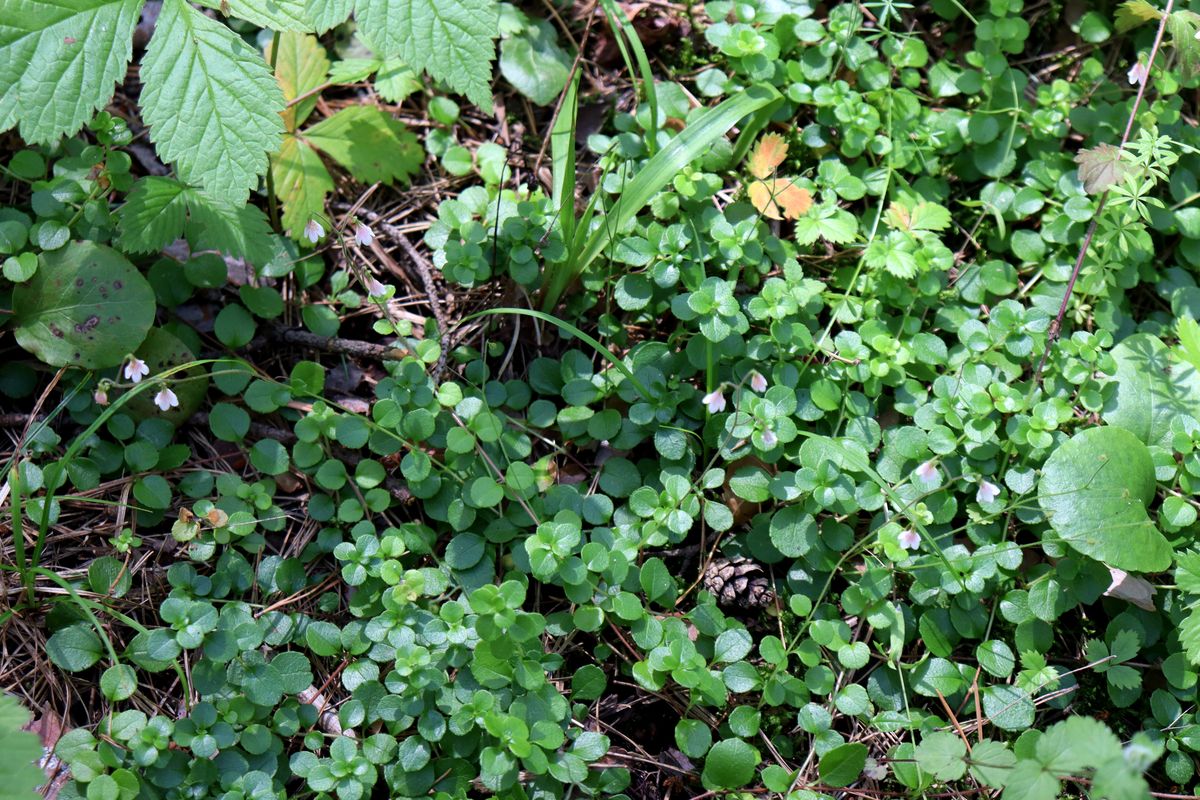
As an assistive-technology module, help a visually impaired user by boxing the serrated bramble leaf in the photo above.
[141,0,285,203]
[274,134,334,240]
[0,0,143,143]
[198,0,312,30]
[1036,716,1122,773]
[1178,317,1200,372]
[1107,664,1142,690]
[1177,550,1200,593]
[795,206,858,245]
[1166,11,1200,76]
[304,106,422,185]
[885,201,951,233]
[308,0,353,32]
[748,133,788,179]
[329,58,382,85]
[1180,608,1200,664]
[376,58,422,103]
[270,32,329,131]
[1075,143,1130,194]
[1115,0,1162,32]
[1085,638,1110,667]
[187,195,276,265]
[747,177,812,220]
[116,176,194,253]
[355,0,498,108]
[1109,628,1140,663]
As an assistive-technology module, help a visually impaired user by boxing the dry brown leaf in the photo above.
[1103,567,1157,611]
[748,133,788,180]
[748,177,813,220]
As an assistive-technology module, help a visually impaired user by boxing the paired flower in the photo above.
[897,529,921,551]
[154,388,179,412]
[123,356,149,383]
[914,460,938,482]
[976,479,1001,504]
[93,388,108,406]
[749,371,768,392]
[304,219,324,244]
[354,221,375,247]
[702,389,727,414]
[367,278,388,298]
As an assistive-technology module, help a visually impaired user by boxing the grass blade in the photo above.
[551,72,581,246]
[459,307,653,401]
[541,84,782,310]
[597,0,659,155]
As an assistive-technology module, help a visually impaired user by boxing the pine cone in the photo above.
[703,556,774,609]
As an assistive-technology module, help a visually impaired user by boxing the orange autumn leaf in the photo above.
[748,177,813,220]
[748,133,789,179]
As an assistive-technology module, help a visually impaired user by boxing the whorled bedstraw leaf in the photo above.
[141,0,285,203]
[355,0,499,108]
[1075,143,1130,194]
[1037,426,1171,573]
[0,0,143,144]
[273,134,334,241]
[304,106,422,185]
[269,32,330,131]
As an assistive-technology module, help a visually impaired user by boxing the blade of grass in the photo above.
[459,307,653,402]
[541,84,782,311]
[597,0,659,156]
[551,72,581,246]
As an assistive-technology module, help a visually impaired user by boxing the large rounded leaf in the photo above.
[1101,333,1200,448]
[1038,426,1171,572]
[13,242,154,368]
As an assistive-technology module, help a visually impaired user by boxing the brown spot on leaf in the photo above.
[74,315,100,333]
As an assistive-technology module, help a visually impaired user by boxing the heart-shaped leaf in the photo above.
[1038,426,1171,573]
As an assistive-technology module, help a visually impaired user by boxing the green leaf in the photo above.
[1036,716,1122,772]
[0,0,142,143]
[701,738,760,789]
[213,0,312,31]
[915,731,967,780]
[141,0,285,202]
[1001,760,1059,800]
[273,134,333,241]
[818,742,868,787]
[969,740,1017,787]
[499,20,571,106]
[355,0,499,108]
[304,106,423,185]
[13,242,155,369]
[270,31,329,130]
[1037,426,1171,573]
[0,695,46,800]
[115,177,194,253]
[1116,0,1163,31]
[376,58,422,103]
[100,664,138,700]
[542,84,781,310]
[1102,334,1200,448]
[186,193,277,264]
[47,623,104,672]
[769,507,818,558]
[982,685,1035,730]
